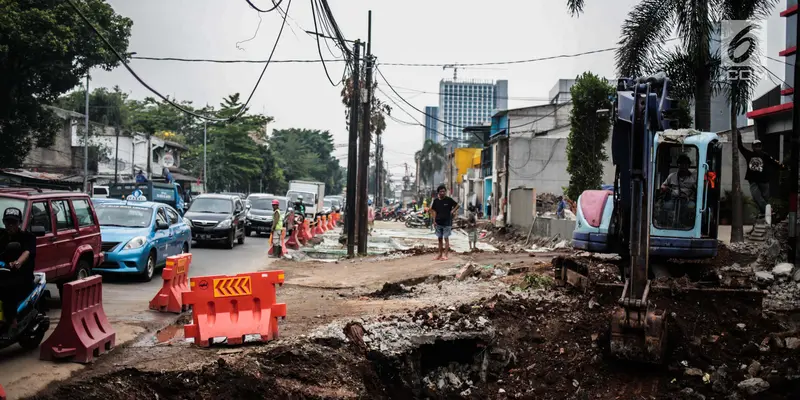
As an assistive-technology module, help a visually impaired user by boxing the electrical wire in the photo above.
[245,0,283,13]
[310,0,346,86]
[130,56,344,63]
[235,12,263,50]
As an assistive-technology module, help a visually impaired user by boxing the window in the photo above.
[653,144,700,230]
[73,199,95,227]
[52,200,74,231]
[29,202,52,234]
[156,208,169,226]
[166,207,180,225]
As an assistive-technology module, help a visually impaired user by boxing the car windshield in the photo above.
[96,205,153,228]
[249,197,287,210]
[324,200,332,208]
[0,198,26,226]
[287,192,314,206]
[189,198,232,214]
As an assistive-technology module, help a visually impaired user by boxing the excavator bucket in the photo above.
[608,280,668,363]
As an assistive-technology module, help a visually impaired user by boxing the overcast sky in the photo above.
[90,0,787,181]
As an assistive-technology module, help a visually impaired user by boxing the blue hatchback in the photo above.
[94,200,191,281]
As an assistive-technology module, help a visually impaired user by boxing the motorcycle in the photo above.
[394,209,408,222]
[0,242,50,350]
[405,211,430,228]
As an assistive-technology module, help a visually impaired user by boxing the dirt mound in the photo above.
[367,282,411,298]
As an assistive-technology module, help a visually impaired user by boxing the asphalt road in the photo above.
[0,234,275,400]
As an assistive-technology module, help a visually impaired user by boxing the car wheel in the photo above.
[74,258,92,281]
[246,228,252,237]
[182,243,189,254]
[226,231,235,249]
[140,252,156,282]
[238,230,246,245]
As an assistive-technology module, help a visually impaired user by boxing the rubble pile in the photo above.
[536,192,559,212]
[720,238,799,311]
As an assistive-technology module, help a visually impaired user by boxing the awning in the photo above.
[746,102,792,119]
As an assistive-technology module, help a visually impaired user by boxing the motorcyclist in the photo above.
[0,208,36,330]
[294,195,306,220]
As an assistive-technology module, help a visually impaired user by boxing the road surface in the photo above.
[0,235,274,400]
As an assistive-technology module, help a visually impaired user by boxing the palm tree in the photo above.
[722,0,778,242]
[416,139,446,191]
[567,0,777,132]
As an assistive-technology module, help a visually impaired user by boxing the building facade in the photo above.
[437,79,508,146]
[423,106,439,142]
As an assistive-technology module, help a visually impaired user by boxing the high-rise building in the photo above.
[437,79,508,145]
[423,106,439,142]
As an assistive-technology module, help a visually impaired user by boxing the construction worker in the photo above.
[738,137,786,219]
[271,199,283,257]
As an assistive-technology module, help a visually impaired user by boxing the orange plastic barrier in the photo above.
[0,383,6,400]
[149,253,192,313]
[312,217,324,236]
[285,227,300,250]
[183,271,286,347]
[320,215,329,232]
[327,214,335,230]
[40,275,115,363]
[268,229,286,256]
[304,219,314,240]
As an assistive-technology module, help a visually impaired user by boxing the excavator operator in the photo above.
[659,154,697,228]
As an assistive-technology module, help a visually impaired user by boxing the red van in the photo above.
[0,188,103,287]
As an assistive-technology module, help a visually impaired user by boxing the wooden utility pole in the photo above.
[790,13,800,263]
[345,41,361,258]
[357,11,373,255]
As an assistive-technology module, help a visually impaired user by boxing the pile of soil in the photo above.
[367,282,411,299]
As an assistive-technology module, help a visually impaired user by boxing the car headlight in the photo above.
[216,219,232,229]
[124,236,148,250]
[183,217,192,225]
[246,212,253,218]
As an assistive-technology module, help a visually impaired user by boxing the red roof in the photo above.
[781,5,798,17]
[746,102,793,119]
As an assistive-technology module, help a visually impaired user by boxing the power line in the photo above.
[130,56,343,64]
[310,0,347,86]
[245,0,283,13]
[390,85,552,102]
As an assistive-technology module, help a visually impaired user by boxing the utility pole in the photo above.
[203,120,208,192]
[345,41,362,258]
[114,124,120,184]
[790,15,800,263]
[357,11,373,255]
[146,130,152,179]
[83,73,90,193]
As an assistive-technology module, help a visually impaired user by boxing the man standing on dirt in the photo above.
[737,136,786,219]
[430,184,459,261]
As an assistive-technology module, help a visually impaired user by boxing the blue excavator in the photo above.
[566,72,726,363]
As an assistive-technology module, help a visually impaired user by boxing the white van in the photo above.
[92,185,110,198]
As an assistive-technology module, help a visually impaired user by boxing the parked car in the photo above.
[184,194,246,248]
[245,194,288,236]
[0,188,103,288]
[93,200,191,281]
[92,185,109,198]
[219,192,246,200]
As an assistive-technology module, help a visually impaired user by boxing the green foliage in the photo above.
[566,72,614,200]
[56,86,130,127]
[416,139,446,188]
[268,128,344,195]
[0,0,132,167]
[515,274,554,290]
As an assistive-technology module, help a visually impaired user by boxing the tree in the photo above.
[566,72,614,200]
[722,0,777,242]
[566,0,777,132]
[57,86,130,127]
[415,139,446,190]
[0,0,132,167]
[268,128,345,194]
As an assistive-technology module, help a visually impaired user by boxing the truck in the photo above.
[286,180,325,217]
[109,180,186,215]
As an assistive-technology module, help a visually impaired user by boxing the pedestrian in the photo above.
[430,184,460,261]
[135,169,147,183]
[737,136,786,219]
[270,199,283,257]
[556,196,568,219]
[487,193,494,218]
[466,205,478,251]
[367,199,375,235]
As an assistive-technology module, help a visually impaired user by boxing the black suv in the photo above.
[245,194,287,236]
[185,194,246,249]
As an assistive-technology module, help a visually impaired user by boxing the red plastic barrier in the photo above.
[0,383,6,400]
[326,214,335,230]
[285,227,300,250]
[183,271,286,347]
[149,253,192,313]
[40,275,115,363]
[303,219,314,241]
[268,229,286,256]
[321,215,330,233]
